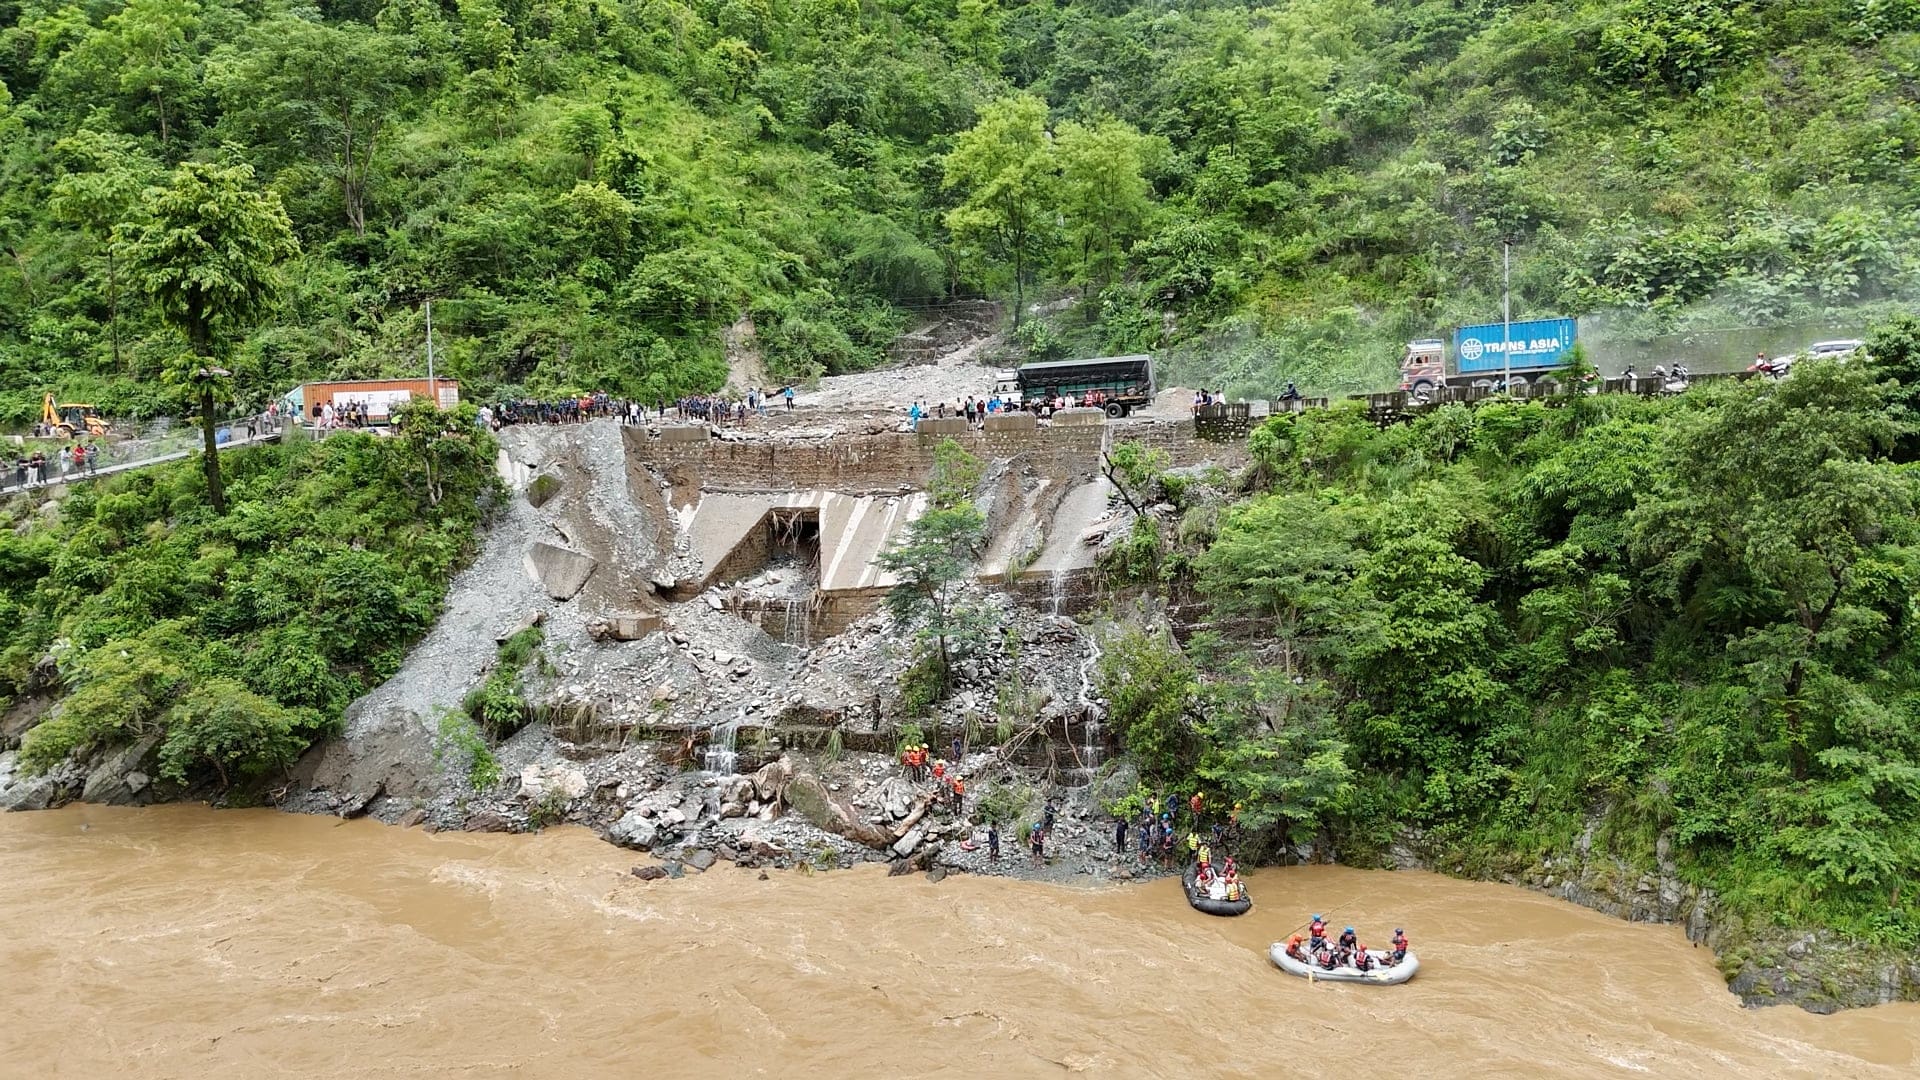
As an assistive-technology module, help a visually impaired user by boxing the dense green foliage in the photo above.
[4,1,1917,422]
[1,410,499,786]
[878,438,989,704]
[1105,349,1920,945]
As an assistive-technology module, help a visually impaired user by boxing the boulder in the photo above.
[124,771,150,795]
[524,542,597,601]
[785,772,893,848]
[685,849,718,871]
[396,807,427,828]
[892,828,924,858]
[607,809,659,849]
[462,811,515,833]
[750,756,793,803]
[630,865,667,881]
[518,764,589,803]
[79,733,161,805]
[875,777,915,820]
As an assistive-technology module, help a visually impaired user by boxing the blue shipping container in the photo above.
[1454,318,1578,373]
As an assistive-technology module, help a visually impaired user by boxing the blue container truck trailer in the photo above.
[1400,317,1579,393]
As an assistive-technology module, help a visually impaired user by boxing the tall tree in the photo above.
[128,161,298,515]
[943,94,1056,326]
[48,131,160,372]
[876,440,988,697]
[216,17,417,235]
[1055,118,1156,289]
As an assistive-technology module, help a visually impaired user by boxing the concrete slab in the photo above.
[1027,479,1114,575]
[657,425,710,443]
[680,490,929,594]
[525,541,598,600]
[916,417,968,435]
[984,412,1037,431]
[1051,408,1107,427]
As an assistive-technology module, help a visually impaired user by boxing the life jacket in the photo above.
[1318,950,1338,970]
[1392,932,1408,952]
[952,780,964,796]
[1353,949,1372,971]
[1309,920,1326,940]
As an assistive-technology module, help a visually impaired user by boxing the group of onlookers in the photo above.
[5,444,101,491]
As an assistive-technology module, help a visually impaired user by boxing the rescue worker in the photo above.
[931,759,945,785]
[1197,841,1211,870]
[1185,831,1200,858]
[1308,914,1328,953]
[950,776,965,814]
[1388,928,1409,966]
[1332,926,1358,968]
[1351,943,1374,973]
[1285,933,1307,961]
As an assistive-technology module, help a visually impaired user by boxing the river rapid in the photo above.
[3,806,1914,1078]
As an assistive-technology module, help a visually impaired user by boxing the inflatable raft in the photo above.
[1268,942,1419,984]
[1182,865,1251,917]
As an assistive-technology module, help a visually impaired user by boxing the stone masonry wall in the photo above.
[625,424,1110,493]
[626,418,1251,494]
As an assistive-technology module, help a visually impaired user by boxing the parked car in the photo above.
[1804,339,1866,361]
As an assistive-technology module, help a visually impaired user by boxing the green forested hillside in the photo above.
[1,0,1917,420]
[1098,326,1920,970]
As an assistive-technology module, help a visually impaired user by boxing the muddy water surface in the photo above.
[2,805,1913,1078]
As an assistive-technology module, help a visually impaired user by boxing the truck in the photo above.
[1015,354,1154,418]
[281,378,460,424]
[41,393,109,438]
[1399,317,1579,395]
[989,368,1024,407]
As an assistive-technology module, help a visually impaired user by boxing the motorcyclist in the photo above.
[1280,381,1302,402]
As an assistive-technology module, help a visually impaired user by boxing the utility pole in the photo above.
[425,298,436,403]
[1502,239,1512,393]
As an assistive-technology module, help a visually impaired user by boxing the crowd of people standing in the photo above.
[484,386,797,430]
[5,443,102,492]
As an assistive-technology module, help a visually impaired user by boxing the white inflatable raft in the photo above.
[1269,942,1419,985]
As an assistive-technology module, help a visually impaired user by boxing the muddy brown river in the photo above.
[2,806,1913,1077]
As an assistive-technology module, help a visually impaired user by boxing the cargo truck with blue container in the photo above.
[1399,317,1579,395]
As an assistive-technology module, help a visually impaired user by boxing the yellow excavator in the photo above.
[41,393,110,438]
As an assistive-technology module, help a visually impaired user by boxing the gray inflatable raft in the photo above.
[1269,942,1419,985]
[1183,865,1251,917]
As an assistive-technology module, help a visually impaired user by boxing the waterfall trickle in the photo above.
[1048,566,1069,617]
[782,597,812,648]
[703,719,740,774]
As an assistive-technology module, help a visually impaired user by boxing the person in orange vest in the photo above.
[1388,928,1409,966]
[931,760,945,785]
[952,776,966,814]
[1285,933,1307,961]
[1351,941,1375,972]
[1188,791,1203,818]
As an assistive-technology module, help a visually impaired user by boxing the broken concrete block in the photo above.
[525,542,597,600]
[1051,407,1107,427]
[526,473,561,508]
[916,417,968,435]
[983,412,1037,431]
[657,424,710,444]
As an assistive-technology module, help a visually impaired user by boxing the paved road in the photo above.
[1,425,283,497]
